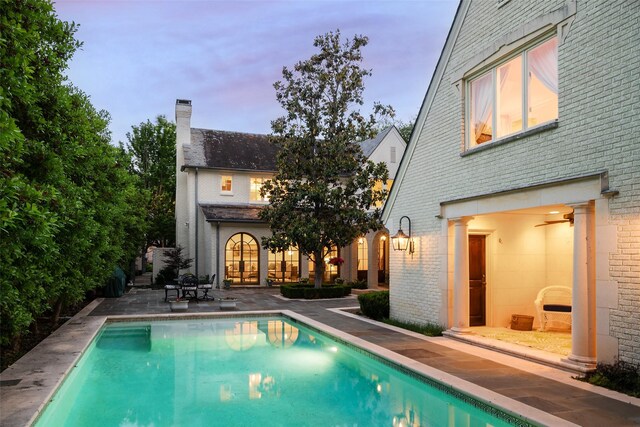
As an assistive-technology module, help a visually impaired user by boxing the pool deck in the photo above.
[1,287,640,426]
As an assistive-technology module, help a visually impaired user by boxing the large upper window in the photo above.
[250,177,268,202]
[467,36,558,149]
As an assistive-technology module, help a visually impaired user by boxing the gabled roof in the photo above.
[182,128,279,172]
[358,126,395,157]
[200,203,265,223]
[382,1,466,223]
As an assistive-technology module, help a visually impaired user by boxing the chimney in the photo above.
[175,99,192,255]
[175,99,192,146]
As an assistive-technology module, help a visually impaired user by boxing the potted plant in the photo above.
[299,277,309,284]
[223,278,233,289]
[219,297,238,310]
[169,297,189,312]
[265,278,274,287]
[334,277,345,285]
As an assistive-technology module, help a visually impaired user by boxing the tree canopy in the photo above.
[0,0,145,347]
[121,115,176,249]
[260,30,392,288]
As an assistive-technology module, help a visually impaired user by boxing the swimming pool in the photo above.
[35,315,530,426]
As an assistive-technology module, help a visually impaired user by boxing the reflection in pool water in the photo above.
[35,317,518,427]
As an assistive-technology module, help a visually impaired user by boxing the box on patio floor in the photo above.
[510,314,534,331]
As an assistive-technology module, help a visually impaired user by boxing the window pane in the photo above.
[308,246,337,283]
[268,246,299,283]
[357,237,368,272]
[221,175,232,192]
[528,37,558,127]
[250,177,266,201]
[497,56,523,138]
[469,73,493,146]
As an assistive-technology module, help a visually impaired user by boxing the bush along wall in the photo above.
[358,291,390,320]
[280,284,351,299]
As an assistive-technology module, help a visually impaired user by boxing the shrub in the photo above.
[155,266,177,287]
[280,284,351,299]
[383,318,445,337]
[583,360,640,397]
[358,291,389,320]
[348,280,368,289]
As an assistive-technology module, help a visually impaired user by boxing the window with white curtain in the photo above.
[250,177,268,202]
[467,36,558,149]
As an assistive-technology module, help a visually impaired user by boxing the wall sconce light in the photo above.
[390,216,414,254]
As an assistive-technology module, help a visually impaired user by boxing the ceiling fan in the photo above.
[535,211,574,227]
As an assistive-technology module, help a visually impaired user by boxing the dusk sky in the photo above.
[54,0,459,145]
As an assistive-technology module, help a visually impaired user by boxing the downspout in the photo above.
[216,221,221,288]
[195,167,199,278]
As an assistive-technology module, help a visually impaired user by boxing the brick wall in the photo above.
[389,1,640,363]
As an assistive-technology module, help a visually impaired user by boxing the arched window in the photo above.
[225,233,259,285]
[357,237,368,281]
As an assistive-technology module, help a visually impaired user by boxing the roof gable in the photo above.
[382,0,466,222]
[358,126,395,157]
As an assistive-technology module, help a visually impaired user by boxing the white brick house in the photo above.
[175,100,406,289]
[383,0,639,368]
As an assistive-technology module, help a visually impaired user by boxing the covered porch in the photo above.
[441,174,618,370]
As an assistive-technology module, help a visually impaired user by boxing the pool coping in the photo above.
[3,304,580,427]
[327,306,640,408]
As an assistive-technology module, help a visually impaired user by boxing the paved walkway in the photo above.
[2,286,640,426]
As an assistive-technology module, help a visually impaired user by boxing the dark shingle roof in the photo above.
[358,126,393,157]
[200,204,265,223]
[183,128,279,171]
[182,126,395,172]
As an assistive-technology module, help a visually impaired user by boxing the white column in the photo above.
[451,217,473,333]
[567,201,597,366]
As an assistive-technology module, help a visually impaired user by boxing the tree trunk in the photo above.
[314,250,324,289]
[12,334,22,353]
[51,297,64,327]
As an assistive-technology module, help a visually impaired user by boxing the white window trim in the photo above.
[464,35,558,151]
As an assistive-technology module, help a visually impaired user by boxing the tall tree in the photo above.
[122,116,176,250]
[260,30,392,288]
[377,115,416,143]
[0,0,145,347]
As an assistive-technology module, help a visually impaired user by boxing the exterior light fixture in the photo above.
[390,216,414,254]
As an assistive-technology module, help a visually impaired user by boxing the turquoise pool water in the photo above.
[36,316,523,426]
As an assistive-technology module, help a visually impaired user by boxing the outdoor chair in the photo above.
[164,276,181,302]
[181,275,199,300]
[198,274,215,300]
[535,286,572,331]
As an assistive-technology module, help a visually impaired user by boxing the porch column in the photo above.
[567,201,597,366]
[451,216,473,333]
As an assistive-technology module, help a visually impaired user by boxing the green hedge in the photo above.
[357,291,389,320]
[280,284,351,299]
[347,280,368,289]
